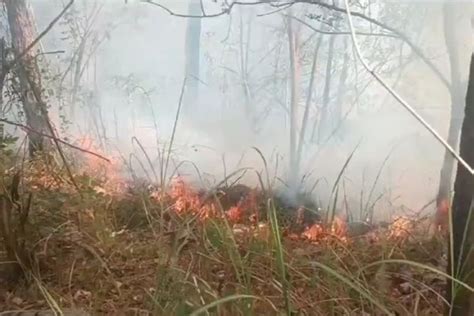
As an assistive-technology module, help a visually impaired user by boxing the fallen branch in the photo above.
[0,118,110,163]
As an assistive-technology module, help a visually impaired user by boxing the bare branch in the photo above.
[143,0,449,90]
[342,0,473,175]
[297,0,450,90]
[142,0,271,18]
[257,3,294,17]
[0,118,110,162]
[289,15,398,38]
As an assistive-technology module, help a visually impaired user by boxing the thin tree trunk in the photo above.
[70,37,86,118]
[436,5,465,231]
[332,37,349,135]
[5,0,51,156]
[239,9,256,131]
[0,38,8,118]
[287,12,300,193]
[315,34,336,144]
[183,1,202,111]
[295,34,323,182]
[447,52,474,316]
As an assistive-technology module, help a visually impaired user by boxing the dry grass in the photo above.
[0,155,448,316]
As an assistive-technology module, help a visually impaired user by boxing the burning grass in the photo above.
[0,153,448,315]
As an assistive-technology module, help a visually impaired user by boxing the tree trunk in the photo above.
[287,12,300,195]
[239,10,257,132]
[183,1,202,111]
[332,37,349,136]
[447,52,474,315]
[315,34,336,144]
[5,0,51,156]
[436,4,465,231]
[295,34,323,181]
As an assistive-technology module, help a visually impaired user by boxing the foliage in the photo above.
[0,160,448,315]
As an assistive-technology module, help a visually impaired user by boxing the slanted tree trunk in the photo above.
[5,0,51,156]
[447,52,474,315]
[435,4,465,231]
[183,1,202,111]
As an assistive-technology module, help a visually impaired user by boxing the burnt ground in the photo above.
[0,168,448,315]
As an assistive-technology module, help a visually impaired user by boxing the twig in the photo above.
[142,0,269,18]
[257,3,294,17]
[0,118,110,162]
[143,0,449,90]
[300,0,450,90]
[199,0,206,16]
[289,15,397,38]
[343,0,474,175]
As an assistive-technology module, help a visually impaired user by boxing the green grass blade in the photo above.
[190,294,261,316]
[310,261,393,315]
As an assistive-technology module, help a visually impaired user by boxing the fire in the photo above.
[228,188,259,223]
[388,216,413,240]
[302,223,324,242]
[434,198,450,233]
[302,215,348,243]
[331,216,348,238]
[19,136,123,194]
[18,133,434,247]
[170,177,199,214]
[75,136,125,195]
[165,177,260,223]
[227,206,244,222]
[168,176,214,219]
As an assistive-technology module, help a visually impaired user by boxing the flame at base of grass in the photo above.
[168,176,217,220]
[387,216,413,240]
[76,136,126,196]
[434,198,450,233]
[163,176,260,223]
[300,216,348,244]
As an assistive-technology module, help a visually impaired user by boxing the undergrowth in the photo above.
[0,145,448,315]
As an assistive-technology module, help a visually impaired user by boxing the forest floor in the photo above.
[0,152,448,315]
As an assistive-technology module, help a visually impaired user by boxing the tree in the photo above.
[435,4,466,232]
[316,30,335,144]
[447,52,474,315]
[183,0,202,111]
[287,10,300,196]
[5,0,53,156]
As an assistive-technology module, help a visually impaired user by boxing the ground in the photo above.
[0,153,448,315]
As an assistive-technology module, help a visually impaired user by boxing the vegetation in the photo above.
[0,141,448,314]
[0,0,472,315]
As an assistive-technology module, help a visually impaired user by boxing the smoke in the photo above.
[19,0,474,220]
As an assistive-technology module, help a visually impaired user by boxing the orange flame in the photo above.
[302,223,325,242]
[434,198,449,233]
[302,215,348,243]
[168,176,217,220]
[75,136,125,195]
[388,216,412,240]
[331,216,348,238]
